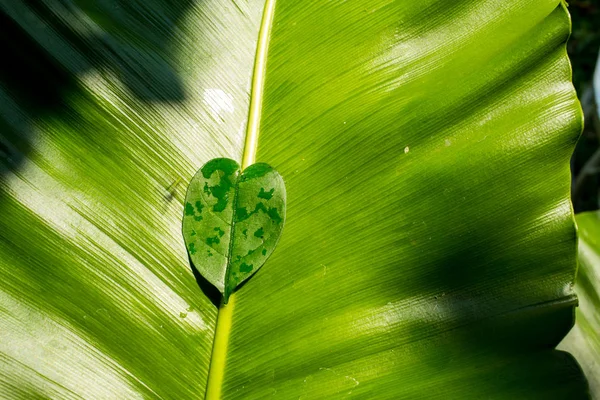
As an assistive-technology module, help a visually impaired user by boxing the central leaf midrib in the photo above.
[203,0,277,398]
[222,176,241,301]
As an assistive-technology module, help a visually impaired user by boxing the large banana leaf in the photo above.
[559,211,600,398]
[0,0,589,398]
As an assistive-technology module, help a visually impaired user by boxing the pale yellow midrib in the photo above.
[241,0,277,170]
[204,1,276,399]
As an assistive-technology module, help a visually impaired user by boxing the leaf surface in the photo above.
[0,0,591,399]
[559,211,600,398]
[222,1,588,398]
[0,0,266,397]
[182,158,285,301]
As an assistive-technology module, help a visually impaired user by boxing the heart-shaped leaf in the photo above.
[182,158,286,302]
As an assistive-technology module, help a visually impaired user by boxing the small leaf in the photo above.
[182,158,286,302]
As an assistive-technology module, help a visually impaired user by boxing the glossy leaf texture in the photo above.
[182,158,285,301]
[223,1,588,399]
[559,211,600,398]
[0,1,590,400]
[0,0,266,398]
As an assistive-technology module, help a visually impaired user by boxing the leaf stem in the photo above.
[222,177,241,304]
[205,299,234,399]
[204,0,276,398]
[241,0,276,170]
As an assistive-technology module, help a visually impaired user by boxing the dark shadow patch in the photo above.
[188,255,221,308]
[0,11,74,111]
[0,0,197,178]
[0,10,77,175]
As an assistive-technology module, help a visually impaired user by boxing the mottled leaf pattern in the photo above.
[182,158,285,301]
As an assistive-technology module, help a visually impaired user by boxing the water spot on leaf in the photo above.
[255,203,268,213]
[185,202,195,216]
[240,263,253,273]
[206,236,220,246]
[261,249,267,256]
[188,243,197,255]
[254,227,264,238]
[268,207,282,224]
[236,207,249,221]
[258,187,274,200]
[212,190,229,212]
[201,158,238,179]
[195,201,204,213]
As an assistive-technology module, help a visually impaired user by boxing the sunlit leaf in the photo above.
[182,158,285,302]
[559,211,600,398]
[0,0,589,398]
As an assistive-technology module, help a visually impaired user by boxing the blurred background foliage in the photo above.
[569,0,600,212]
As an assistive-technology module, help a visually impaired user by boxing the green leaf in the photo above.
[559,211,600,398]
[0,0,590,399]
[182,158,286,302]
